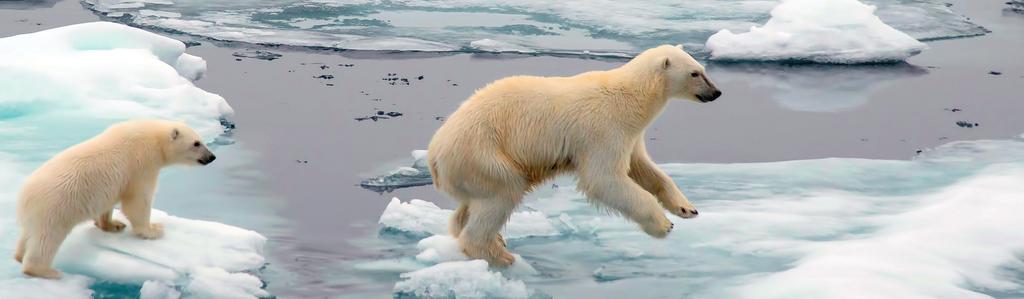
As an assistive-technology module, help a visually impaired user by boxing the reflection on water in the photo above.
[712,62,928,112]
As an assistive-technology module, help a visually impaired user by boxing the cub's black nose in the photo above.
[199,155,216,165]
[712,90,722,99]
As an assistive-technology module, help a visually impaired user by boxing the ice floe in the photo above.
[706,0,928,63]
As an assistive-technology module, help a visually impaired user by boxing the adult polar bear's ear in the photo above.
[676,44,683,49]
[171,128,180,140]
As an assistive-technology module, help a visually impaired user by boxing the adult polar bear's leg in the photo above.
[577,140,674,238]
[459,197,518,266]
[121,172,164,240]
[628,138,699,219]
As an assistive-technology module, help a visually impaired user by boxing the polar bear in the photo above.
[14,119,217,278]
[427,45,721,266]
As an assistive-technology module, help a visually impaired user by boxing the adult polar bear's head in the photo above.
[630,44,722,103]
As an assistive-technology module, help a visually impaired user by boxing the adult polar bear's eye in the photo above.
[690,71,699,77]
[193,141,201,147]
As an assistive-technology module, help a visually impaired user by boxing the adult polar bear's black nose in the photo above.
[697,89,722,102]
[199,155,216,165]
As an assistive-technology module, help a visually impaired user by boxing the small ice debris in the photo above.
[956,121,979,128]
[231,50,282,61]
[469,39,536,54]
[706,0,928,63]
[989,71,1002,75]
[139,281,180,299]
[417,75,424,80]
[182,40,201,48]
[319,65,329,70]
[360,151,432,192]
[314,74,334,79]
[338,64,355,67]
[945,108,962,112]
[138,10,182,18]
[393,260,531,299]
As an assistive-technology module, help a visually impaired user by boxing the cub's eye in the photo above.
[690,72,700,77]
[193,141,201,147]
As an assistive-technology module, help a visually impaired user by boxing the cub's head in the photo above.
[637,44,722,103]
[166,122,216,166]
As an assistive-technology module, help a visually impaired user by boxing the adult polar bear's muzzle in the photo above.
[695,73,722,103]
[696,89,722,103]
[198,152,216,165]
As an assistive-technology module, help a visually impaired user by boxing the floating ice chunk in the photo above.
[379,198,450,237]
[361,150,433,193]
[140,281,180,299]
[379,198,560,239]
[706,0,928,63]
[231,50,283,61]
[174,53,206,81]
[506,211,559,238]
[470,39,537,54]
[394,260,530,299]
[415,235,467,264]
[184,267,269,299]
[55,209,266,283]
[0,22,232,137]
[414,235,538,276]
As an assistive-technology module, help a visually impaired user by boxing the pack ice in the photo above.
[0,22,265,298]
[353,137,1024,298]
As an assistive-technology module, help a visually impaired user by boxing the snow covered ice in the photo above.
[0,22,265,298]
[706,0,928,63]
[80,0,986,58]
[345,136,1024,298]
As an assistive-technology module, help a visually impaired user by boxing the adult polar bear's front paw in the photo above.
[667,202,699,219]
[640,213,674,238]
[133,223,165,240]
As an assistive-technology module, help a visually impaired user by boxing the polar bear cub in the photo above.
[14,119,218,278]
[428,45,722,266]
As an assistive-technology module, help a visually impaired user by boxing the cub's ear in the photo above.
[171,128,180,140]
[675,44,683,49]
[662,57,671,70]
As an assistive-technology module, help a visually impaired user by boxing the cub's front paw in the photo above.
[95,219,126,233]
[640,213,674,239]
[134,223,165,240]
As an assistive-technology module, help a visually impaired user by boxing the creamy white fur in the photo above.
[427,45,721,266]
[14,119,216,278]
